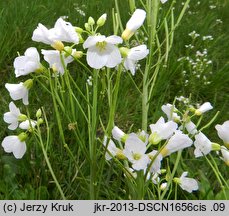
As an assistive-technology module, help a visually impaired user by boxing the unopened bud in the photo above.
[23,79,33,89]
[51,40,64,51]
[84,23,90,31]
[119,47,130,58]
[18,132,28,142]
[88,17,95,25]
[64,46,73,57]
[72,51,83,59]
[36,109,42,118]
[37,118,44,126]
[97,14,107,27]
[18,114,27,122]
[75,27,84,34]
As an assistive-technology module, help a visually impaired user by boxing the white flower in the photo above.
[161,103,181,121]
[185,120,198,135]
[5,79,33,105]
[123,133,150,171]
[32,23,56,44]
[175,172,198,193]
[14,47,41,77]
[122,45,149,75]
[83,35,122,69]
[160,131,193,157]
[194,132,212,157]
[32,18,79,45]
[148,150,163,174]
[112,126,127,142]
[19,120,37,130]
[160,182,168,190]
[220,146,229,166]
[52,18,79,44]
[3,102,22,130]
[215,121,229,147]
[149,117,178,144]
[1,133,27,159]
[195,102,213,115]
[122,9,146,40]
[103,138,119,160]
[42,49,74,75]
[161,0,168,3]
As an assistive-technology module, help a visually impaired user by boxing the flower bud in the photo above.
[36,109,42,118]
[37,118,44,126]
[75,27,84,34]
[84,23,90,31]
[51,40,65,51]
[72,51,84,59]
[18,132,28,142]
[23,79,33,89]
[211,142,221,151]
[96,14,107,27]
[88,17,95,25]
[64,46,73,57]
[119,47,130,58]
[18,114,27,122]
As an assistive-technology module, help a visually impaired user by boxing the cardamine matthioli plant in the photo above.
[104,97,229,199]
[1,0,228,200]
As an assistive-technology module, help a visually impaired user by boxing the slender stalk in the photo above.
[205,155,228,199]
[106,66,122,135]
[89,69,99,199]
[36,124,66,200]
[142,0,159,131]
[161,150,182,200]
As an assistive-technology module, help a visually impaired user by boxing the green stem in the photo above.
[161,150,182,200]
[205,155,228,199]
[89,69,99,199]
[106,66,122,136]
[36,124,66,200]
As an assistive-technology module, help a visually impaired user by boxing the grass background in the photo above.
[0,0,228,199]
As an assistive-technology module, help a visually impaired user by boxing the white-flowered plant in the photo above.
[1,133,27,159]
[149,117,177,144]
[220,147,229,166]
[215,121,229,148]
[19,120,37,130]
[161,103,181,121]
[112,126,127,142]
[1,2,229,200]
[3,102,26,130]
[195,102,213,115]
[14,47,41,77]
[5,79,33,105]
[174,172,199,193]
[83,35,123,69]
[122,9,146,40]
[160,131,193,157]
[121,45,149,75]
[194,132,220,157]
[123,133,150,171]
[42,49,74,74]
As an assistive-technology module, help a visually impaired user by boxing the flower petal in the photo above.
[105,45,122,68]
[105,35,123,44]
[83,35,106,49]
[86,46,108,69]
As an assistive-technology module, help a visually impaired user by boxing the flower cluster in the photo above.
[1,9,150,159]
[104,99,229,193]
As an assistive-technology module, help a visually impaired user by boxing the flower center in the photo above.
[133,153,142,160]
[96,41,107,52]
